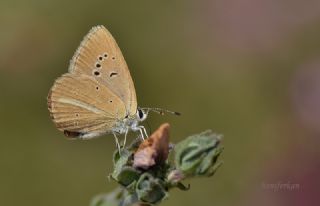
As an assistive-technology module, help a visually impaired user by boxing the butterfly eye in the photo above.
[138,109,144,119]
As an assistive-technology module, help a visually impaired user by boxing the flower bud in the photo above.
[136,173,168,204]
[167,169,185,184]
[112,149,140,187]
[174,130,223,177]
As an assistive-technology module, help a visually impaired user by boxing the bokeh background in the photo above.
[1,0,319,206]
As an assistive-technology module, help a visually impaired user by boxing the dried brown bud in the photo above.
[133,123,170,170]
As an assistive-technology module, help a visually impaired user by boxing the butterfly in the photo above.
[47,25,179,150]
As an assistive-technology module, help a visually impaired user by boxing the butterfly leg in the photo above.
[131,125,147,140]
[138,128,145,140]
[112,132,121,154]
[137,126,148,140]
[140,126,149,138]
[123,128,129,148]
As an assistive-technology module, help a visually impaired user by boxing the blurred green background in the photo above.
[1,0,319,206]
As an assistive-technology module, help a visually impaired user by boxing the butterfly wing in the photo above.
[47,73,126,138]
[68,25,137,117]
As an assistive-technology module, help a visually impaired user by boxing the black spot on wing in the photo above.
[110,72,118,77]
[93,70,100,76]
[64,130,84,139]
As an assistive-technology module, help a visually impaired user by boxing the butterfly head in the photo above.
[135,107,180,123]
[137,108,148,122]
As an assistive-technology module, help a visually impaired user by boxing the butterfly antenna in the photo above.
[142,107,181,116]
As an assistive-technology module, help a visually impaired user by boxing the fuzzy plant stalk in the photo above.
[90,123,223,206]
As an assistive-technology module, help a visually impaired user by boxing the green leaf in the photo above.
[136,173,168,204]
[117,166,140,187]
[90,188,124,206]
[174,130,223,177]
[112,150,141,187]
[120,193,139,206]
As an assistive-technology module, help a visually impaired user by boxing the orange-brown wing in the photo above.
[47,73,126,138]
[68,25,137,117]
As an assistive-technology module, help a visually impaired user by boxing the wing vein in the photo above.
[57,98,104,114]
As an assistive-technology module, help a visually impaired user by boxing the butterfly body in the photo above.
[60,109,146,140]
